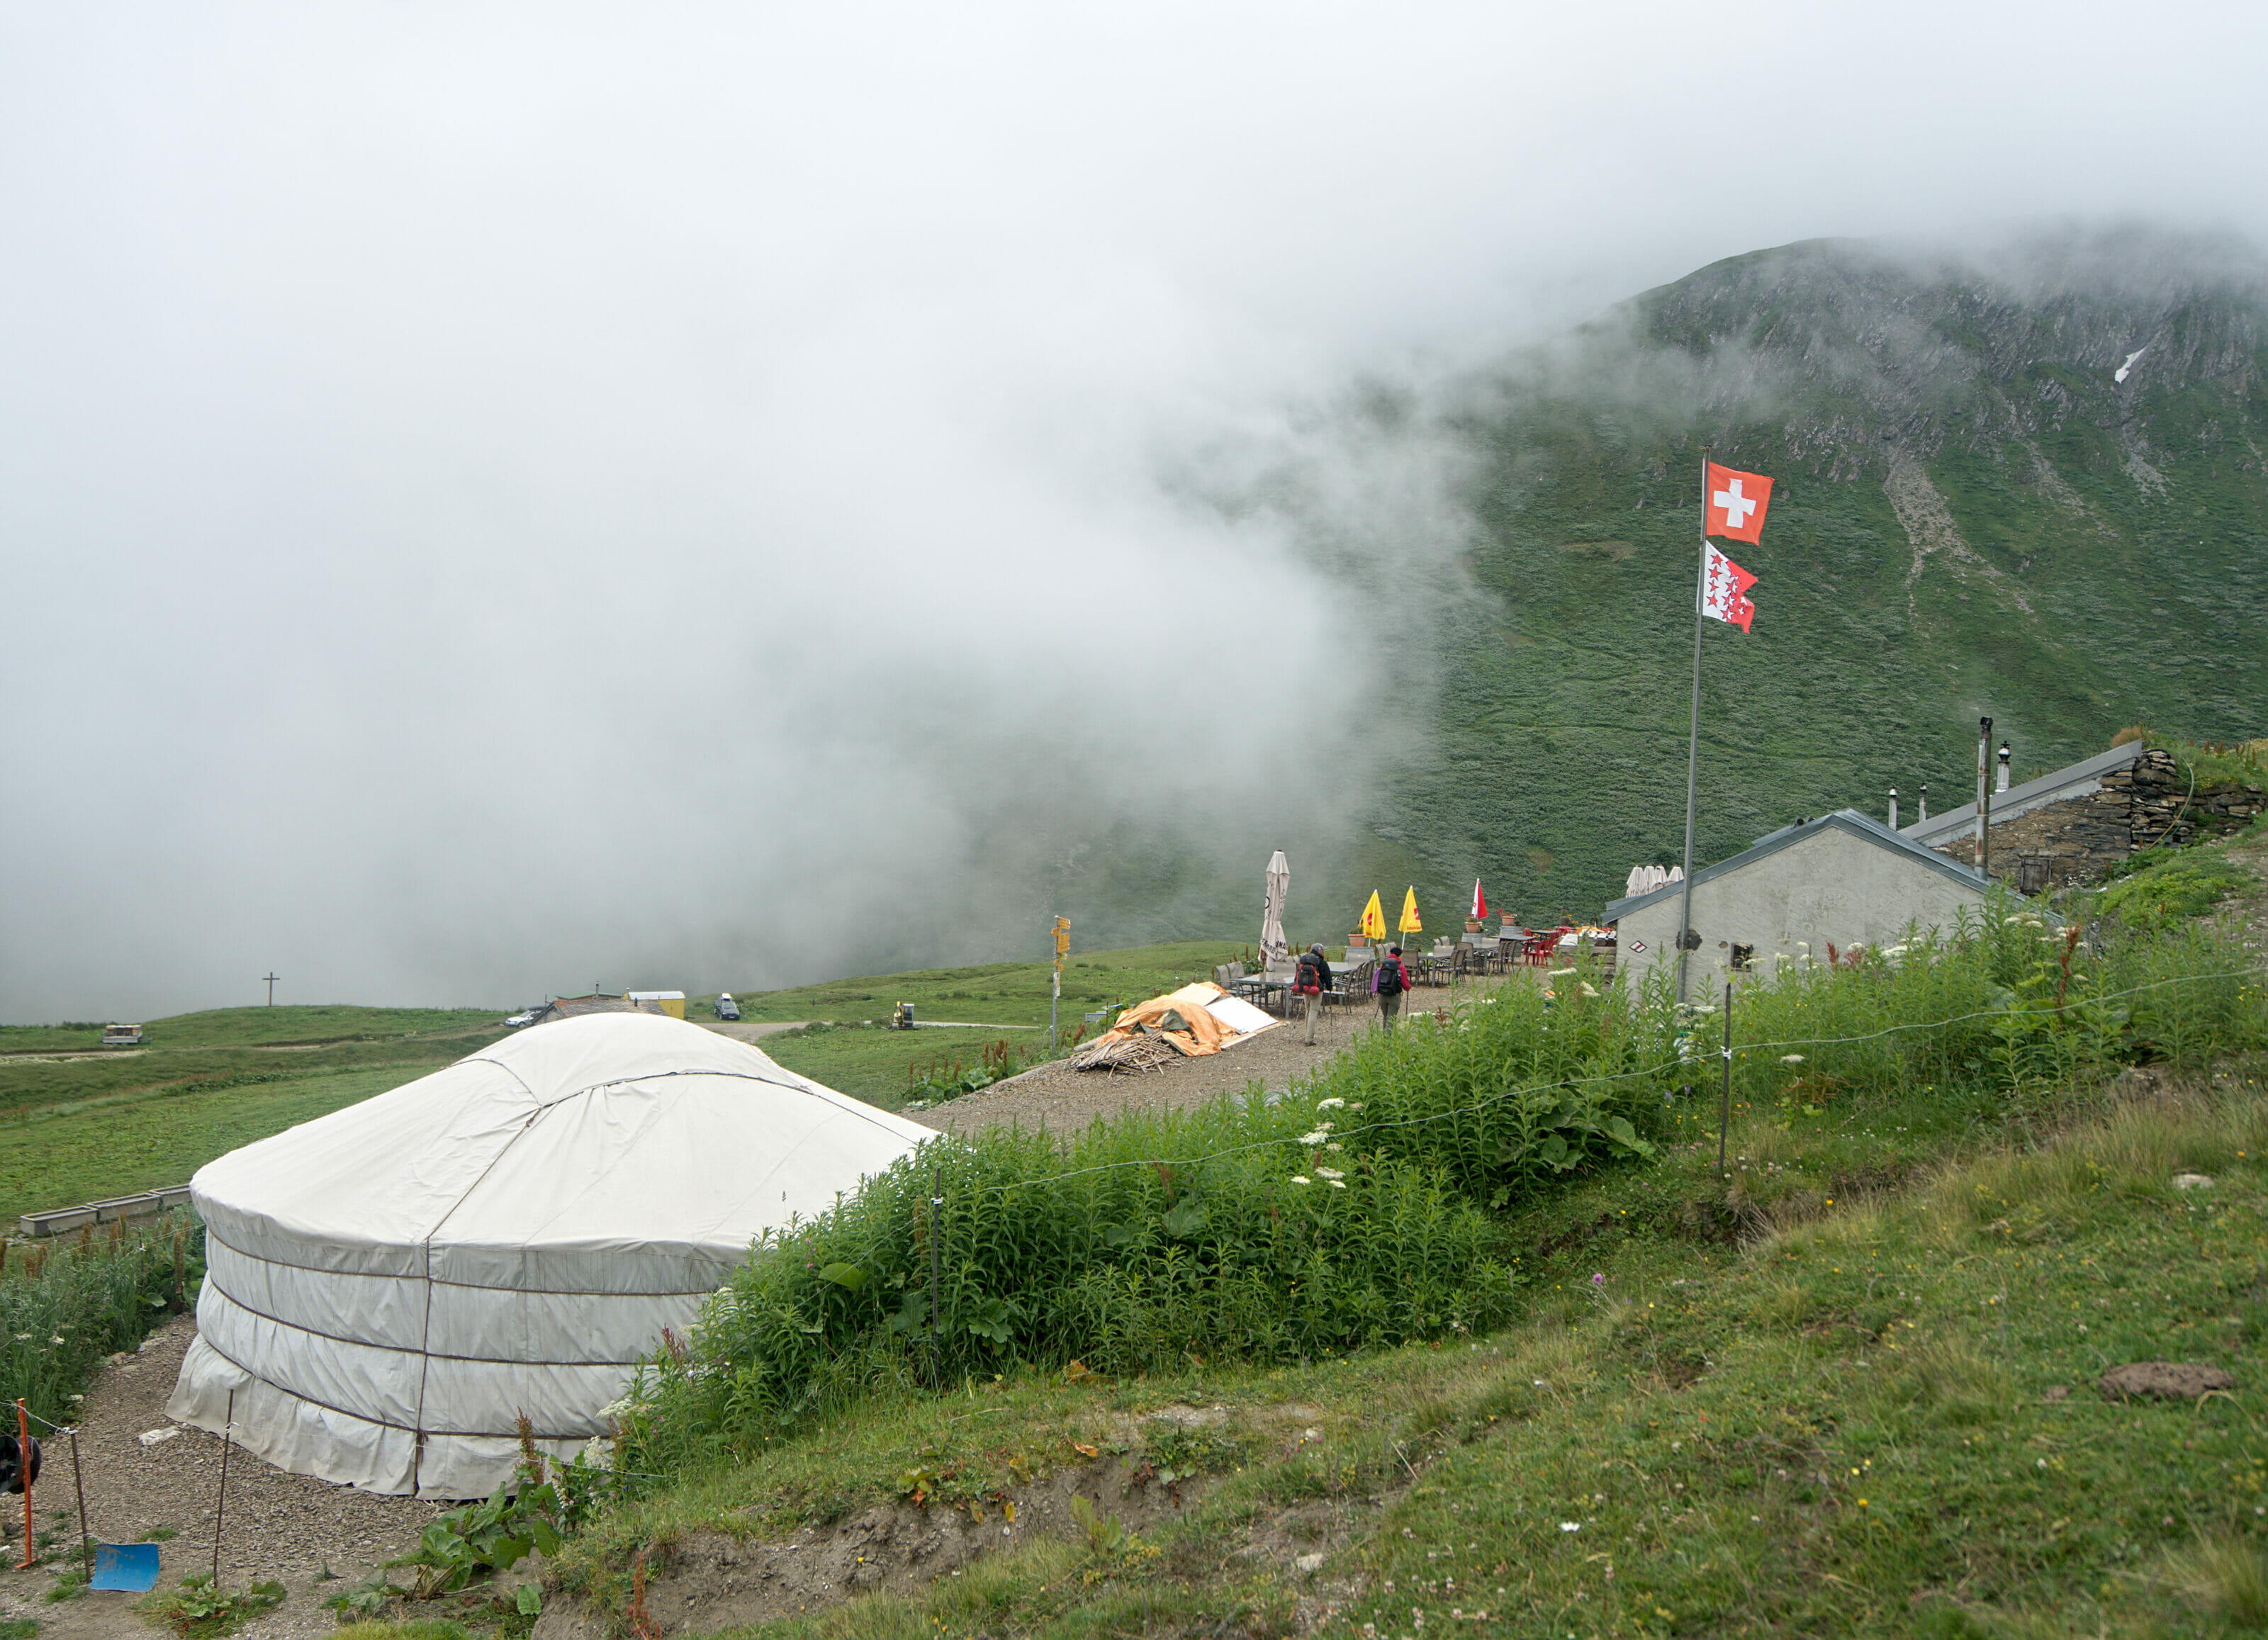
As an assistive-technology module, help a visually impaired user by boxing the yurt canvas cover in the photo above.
[167,1012,933,1498]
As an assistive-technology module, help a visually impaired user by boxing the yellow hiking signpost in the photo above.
[1050,916,1070,1049]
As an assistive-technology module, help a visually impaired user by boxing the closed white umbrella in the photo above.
[1261,850,1290,963]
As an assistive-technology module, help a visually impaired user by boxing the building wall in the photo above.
[1616,827,1990,994]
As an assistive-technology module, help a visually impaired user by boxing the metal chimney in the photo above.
[1975,717,1994,877]
[1888,787,1899,829]
[1919,783,1928,823]
[1997,740,2011,793]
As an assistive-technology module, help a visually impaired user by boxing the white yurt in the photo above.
[167,1011,934,1498]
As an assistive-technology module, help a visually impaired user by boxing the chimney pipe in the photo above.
[1919,783,1928,823]
[1997,740,2011,793]
[1975,717,1994,878]
[1888,787,1899,830]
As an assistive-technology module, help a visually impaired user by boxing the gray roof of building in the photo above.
[1899,743,2141,848]
[1602,807,1989,924]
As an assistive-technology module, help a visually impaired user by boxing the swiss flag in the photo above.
[1701,542,1759,632]
[1705,461,1773,543]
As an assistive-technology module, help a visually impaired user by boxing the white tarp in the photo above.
[167,1012,933,1498]
[1201,990,1279,1038]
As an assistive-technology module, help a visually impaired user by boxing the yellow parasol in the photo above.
[1398,887,1422,938]
[1357,890,1386,942]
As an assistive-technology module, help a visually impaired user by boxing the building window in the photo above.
[1730,943,1755,972]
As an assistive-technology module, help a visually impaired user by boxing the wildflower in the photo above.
[11,1335,26,1342]
[1316,1167,1346,1179]
[1590,1274,1606,1287]
[1327,1179,1347,1189]
[1291,1176,1313,1186]
[1318,1098,1345,1110]
[1559,1522,1580,1533]
[1348,1102,1366,1111]
[1578,982,1600,998]
[50,1335,64,1345]
[1780,1053,1805,1065]
[1549,967,1576,977]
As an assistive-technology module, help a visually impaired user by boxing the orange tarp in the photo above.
[1093,982,1235,1057]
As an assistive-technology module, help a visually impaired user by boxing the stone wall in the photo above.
[1933,747,2266,890]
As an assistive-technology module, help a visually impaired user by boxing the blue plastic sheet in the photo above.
[90,1541,161,1593]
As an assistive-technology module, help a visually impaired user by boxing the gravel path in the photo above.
[0,1315,440,1640]
[902,989,1463,1135]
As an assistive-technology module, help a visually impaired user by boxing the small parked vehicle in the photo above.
[101,1024,143,1048]
[505,1008,540,1028]
[713,994,741,1021]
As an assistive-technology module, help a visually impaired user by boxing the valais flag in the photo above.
[1702,543,1759,632]
[1705,461,1773,544]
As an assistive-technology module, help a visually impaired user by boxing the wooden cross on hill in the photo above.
[263,972,280,1005]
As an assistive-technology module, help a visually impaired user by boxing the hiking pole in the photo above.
[212,1389,233,1588]
[1717,981,1734,1179]
[14,1400,31,1570]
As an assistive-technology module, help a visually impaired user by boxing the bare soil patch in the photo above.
[534,1403,1382,1640]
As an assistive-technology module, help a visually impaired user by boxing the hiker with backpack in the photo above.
[1294,943,1333,1044]
[1371,944,1412,1030]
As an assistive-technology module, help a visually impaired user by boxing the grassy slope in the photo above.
[1393,344,2268,940]
[705,940,1247,1027]
[0,1065,417,1226]
[0,1005,512,1223]
[534,838,2268,1639]
[0,1004,503,1053]
[760,1026,1048,1110]
[548,1064,2268,1640]
[1024,249,2268,955]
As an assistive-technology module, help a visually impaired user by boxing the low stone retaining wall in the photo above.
[1933,747,2264,892]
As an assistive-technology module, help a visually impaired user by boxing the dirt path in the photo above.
[0,1316,439,1640]
[695,1020,809,1043]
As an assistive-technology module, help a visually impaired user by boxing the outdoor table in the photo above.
[1235,977,1291,1015]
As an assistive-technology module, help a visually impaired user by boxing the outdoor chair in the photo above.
[1325,960,1372,1011]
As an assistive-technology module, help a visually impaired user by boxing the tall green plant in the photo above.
[0,1212,205,1427]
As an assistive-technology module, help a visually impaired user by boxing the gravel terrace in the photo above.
[902,990,1454,1135]
[0,1315,440,1640]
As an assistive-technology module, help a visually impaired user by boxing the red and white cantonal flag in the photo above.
[1471,879,1488,921]
[1705,461,1773,544]
[1702,542,1759,631]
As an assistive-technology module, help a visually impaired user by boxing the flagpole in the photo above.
[1675,453,1707,1006]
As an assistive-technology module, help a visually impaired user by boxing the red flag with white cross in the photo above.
[1705,460,1773,544]
[1701,542,1758,631]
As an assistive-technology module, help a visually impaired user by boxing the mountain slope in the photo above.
[1367,232,2268,928]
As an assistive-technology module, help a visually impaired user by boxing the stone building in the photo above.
[1902,743,2265,893]
[1606,809,1994,998]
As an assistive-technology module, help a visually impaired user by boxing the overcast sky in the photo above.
[4,1,2264,1020]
